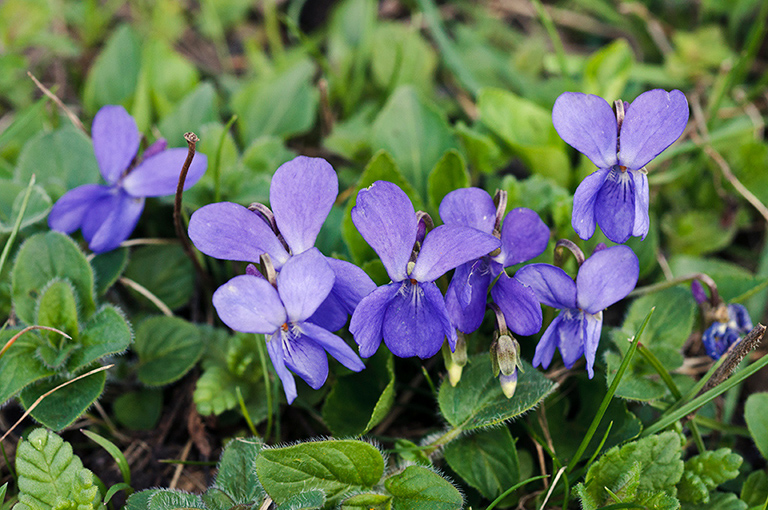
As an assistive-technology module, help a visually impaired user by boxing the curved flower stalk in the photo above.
[349,181,501,359]
[48,105,208,253]
[212,249,365,403]
[553,89,689,244]
[516,245,639,377]
[439,188,550,336]
[188,156,376,332]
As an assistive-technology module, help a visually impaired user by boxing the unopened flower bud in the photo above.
[443,335,468,387]
[691,280,708,305]
[491,333,521,377]
[499,371,518,399]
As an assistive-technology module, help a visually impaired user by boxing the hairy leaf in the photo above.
[14,428,104,510]
[384,466,463,510]
[254,440,384,506]
[133,316,203,386]
[438,355,556,431]
[678,448,742,503]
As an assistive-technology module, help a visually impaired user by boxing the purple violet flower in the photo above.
[48,105,207,253]
[440,188,550,335]
[188,156,376,332]
[349,181,501,359]
[702,304,752,360]
[212,248,365,403]
[515,245,639,377]
[552,89,689,244]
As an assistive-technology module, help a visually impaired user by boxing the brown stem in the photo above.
[174,132,214,290]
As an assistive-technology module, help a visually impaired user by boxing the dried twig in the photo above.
[27,71,86,133]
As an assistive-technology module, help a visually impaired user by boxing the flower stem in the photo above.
[628,273,720,306]
[530,0,570,82]
[173,132,214,291]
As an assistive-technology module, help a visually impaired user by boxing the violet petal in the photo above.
[92,105,140,185]
[325,258,377,314]
[307,293,348,332]
[212,275,287,333]
[277,248,335,323]
[495,208,550,267]
[576,245,639,314]
[122,148,207,197]
[351,181,416,282]
[491,273,543,336]
[514,264,578,309]
[439,187,496,233]
[411,225,501,282]
[267,337,297,403]
[619,89,689,170]
[382,281,452,358]
[48,184,113,234]
[301,322,365,372]
[557,310,585,369]
[281,334,330,390]
[532,312,564,369]
[350,283,400,358]
[583,311,603,379]
[572,168,611,241]
[445,262,492,334]
[630,169,650,239]
[552,92,619,169]
[271,156,338,254]
[188,202,290,267]
[81,190,145,253]
[594,168,635,244]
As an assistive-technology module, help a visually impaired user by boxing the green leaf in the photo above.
[82,429,132,486]
[90,248,129,296]
[577,431,684,510]
[322,349,395,437]
[113,388,163,430]
[231,59,319,144]
[438,355,556,432]
[125,490,158,510]
[669,255,768,303]
[384,465,463,510]
[678,449,742,503]
[19,370,107,431]
[35,279,79,342]
[443,426,519,500]
[745,393,768,461]
[455,122,504,175]
[0,180,51,233]
[661,210,738,256]
[741,470,768,508]
[341,150,424,265]
[0,330,53,404]
[15,125,101,201]
[370,22,437,95]
[371,86,457,198]
[12,231,96,325]
[123,244,193,310]
[277,491,325,510]
[68,305,132,372]
[194,330,268,420]
[14,428,105,510]
[158,82,217,147]
[477,87,570,184]
[148,490,206,510]
[681,492,747,510]
[427,150,470,212]
[82,24,141,113]
[134,316,204,386]
[140,38,200,121]
[614,286,696,377]
[341,493,392,510]
[212,437,264,505]
[582,39,634,100]
[254,440,384,506]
